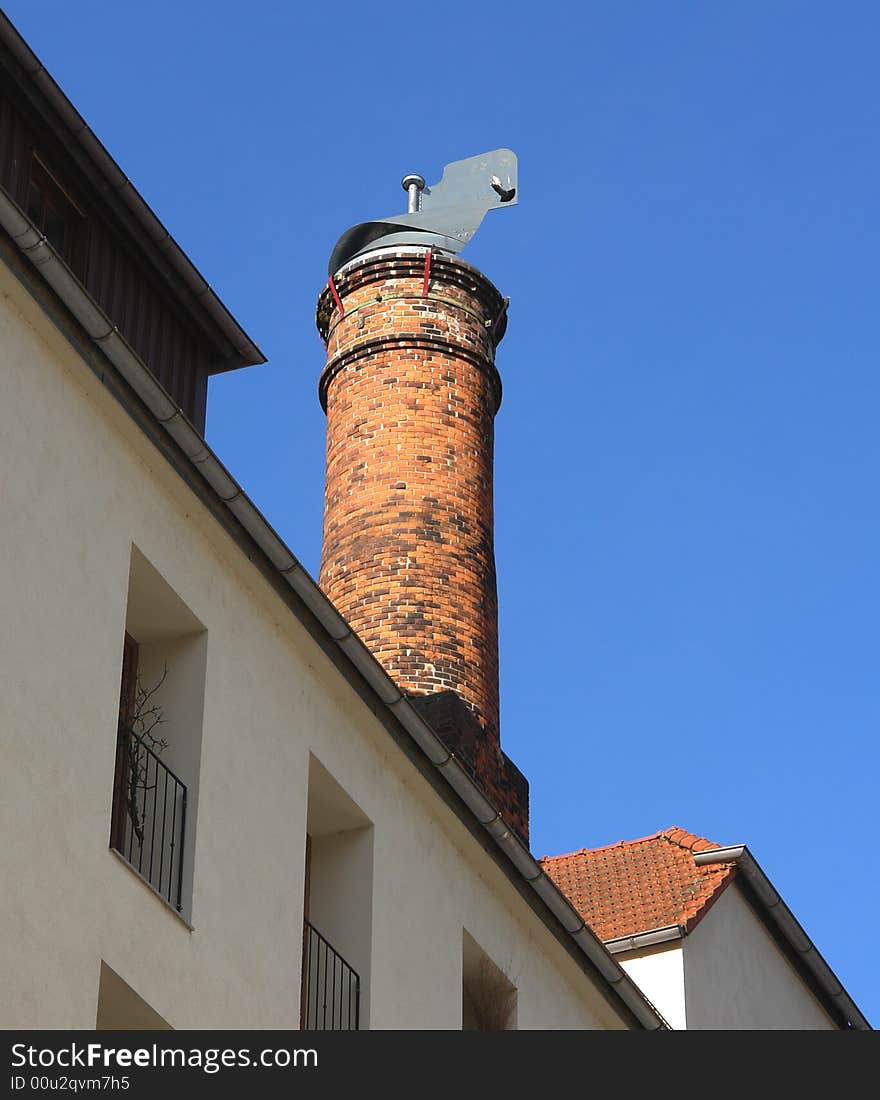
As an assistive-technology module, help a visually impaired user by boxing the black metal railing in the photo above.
[110,720,187,911]
[301,920,360,1030]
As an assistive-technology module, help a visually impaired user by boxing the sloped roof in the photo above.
[540,827,738,942]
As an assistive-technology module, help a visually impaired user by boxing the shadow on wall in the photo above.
[462,929,517,1030]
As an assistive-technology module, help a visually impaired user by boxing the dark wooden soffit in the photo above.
[0,12,265,373]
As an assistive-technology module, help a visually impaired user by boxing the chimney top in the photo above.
[327,149,519,275]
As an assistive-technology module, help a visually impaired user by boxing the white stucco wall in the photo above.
[683,884,835,1029]
[617,943,686,1030]
[0,260,629,1031]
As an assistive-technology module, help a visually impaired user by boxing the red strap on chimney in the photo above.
[491,296,510,337]
[328,276,344,320]
[422,248,432,297]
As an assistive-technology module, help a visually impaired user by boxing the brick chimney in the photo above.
[316,204,528,842]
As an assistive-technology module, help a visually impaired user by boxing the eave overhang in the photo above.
[0,10,265,372]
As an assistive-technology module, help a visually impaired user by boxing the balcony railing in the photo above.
[301,920,360,1030]
[110,719,187,911]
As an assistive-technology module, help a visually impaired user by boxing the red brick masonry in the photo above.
[316,249,528,841]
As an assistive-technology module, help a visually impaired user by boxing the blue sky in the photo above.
[7,2,877,1024]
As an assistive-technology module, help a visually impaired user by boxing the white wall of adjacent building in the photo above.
[614,883,836,1029]
[682,885,835,1029]
[0,260,629,1031]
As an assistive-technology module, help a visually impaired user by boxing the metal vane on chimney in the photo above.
[327,149,518,275]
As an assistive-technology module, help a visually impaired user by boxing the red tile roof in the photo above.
[540,827,738,942]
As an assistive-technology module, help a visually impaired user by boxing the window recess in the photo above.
[300,756,373,1030]
[109,546,206,921]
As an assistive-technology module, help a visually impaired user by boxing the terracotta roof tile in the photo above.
[540,827,738,942]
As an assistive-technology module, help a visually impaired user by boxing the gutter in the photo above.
[605,925,684,956]
[694,847,870,1030]
[0,11,264,371]
[0,186,667,1032]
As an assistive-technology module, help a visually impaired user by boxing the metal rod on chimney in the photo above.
[401,173,425,214]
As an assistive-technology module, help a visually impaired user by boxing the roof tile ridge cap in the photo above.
[541,830,668,864]
[662,825,722,853]
[539,847,593,865]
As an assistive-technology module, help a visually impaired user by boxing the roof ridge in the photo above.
[660,826,723,854]
[540,829,667,863]
[541,827,725,865]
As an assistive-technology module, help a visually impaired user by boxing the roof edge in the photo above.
[540,830,667,863]
[541,824,722,865]
[0,10,265,370]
